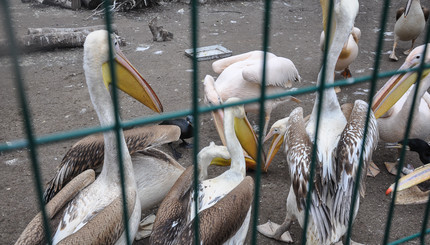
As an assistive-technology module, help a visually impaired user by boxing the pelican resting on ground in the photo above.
[203,50,301,138]
[150,98,255,244]
[320,27,361,79]
[372,44,430,175]
[389,0,429,61]
[42,30,164,244]
[159,115,194,159]
[258,0,378,244]
[43,125,185,208]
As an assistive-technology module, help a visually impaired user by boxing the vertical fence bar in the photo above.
[0,0,52,243]
[250,0,272,243]
[102,2,131,243]
[383,21,430,245]
[301,0,334,243]
[345,0,391,243]
[190,0,200,242]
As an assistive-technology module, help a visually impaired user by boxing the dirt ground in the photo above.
[1,0,429,244]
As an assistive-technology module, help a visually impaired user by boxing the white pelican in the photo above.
[203,50,301,138]
[320,27,361,78]
[258,0,378,243]
[372,44,430,174]
[49,30,164,244]
[150,98,255,244]
[389,0,429,61]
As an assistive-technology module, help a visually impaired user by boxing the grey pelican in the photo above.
[258,0,378,243]
[48,30,163,244]
[150,98,255,244]
[389,0,429,61]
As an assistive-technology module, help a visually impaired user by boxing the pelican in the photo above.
[150,98,255,244]
[389,0,429,61]
[320,27,361,78]
[258,0,378,243]
[203,50,301,138]
[372,44,430,174]
[49,30,164,244]
[43,124,186,211]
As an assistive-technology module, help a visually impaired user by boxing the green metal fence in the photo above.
[1,0,430,244]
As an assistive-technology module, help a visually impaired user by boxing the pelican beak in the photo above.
[372,59,430,119]
[211,109,226,145]
[102,42,163,113]
[234,116,266,171]
[210,156,257,168]
[386,163,430,195]
[264,128,284,171]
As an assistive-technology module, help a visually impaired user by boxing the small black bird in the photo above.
[399,138,430,191]
[403,138,430,165]
[160,115,194,159]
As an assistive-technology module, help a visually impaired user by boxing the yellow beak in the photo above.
[386,163,430,195]
[372,61,430,119]
[102,43,163,113]
[263,128,284,171]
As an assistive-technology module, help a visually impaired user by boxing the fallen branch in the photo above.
[0,25,124,57]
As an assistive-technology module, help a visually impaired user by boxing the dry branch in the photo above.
[0,25,124,57]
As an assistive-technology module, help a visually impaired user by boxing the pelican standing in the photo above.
[389,0,429,61]
[51,30,163,244]
[373,44,430,174]
[258,0,378,243]
[150,98,255,244]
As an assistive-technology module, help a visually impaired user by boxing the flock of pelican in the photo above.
[14,0,430,244]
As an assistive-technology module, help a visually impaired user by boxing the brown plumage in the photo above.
[15,170,95,245]
[44,124,181,203]
[150,165,254,245]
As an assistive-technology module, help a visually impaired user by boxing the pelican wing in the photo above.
[57,190,136,244]
[212,51,269,74]
[44,125,181,203]
[14,170,95,245]
[242,57,301,88]
[286,107,332,243]
[172,177,254,245]
[149,167,194,245]
[333,100,378,227]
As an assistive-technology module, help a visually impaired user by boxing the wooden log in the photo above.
[27,25,118,35]
[0,29,125,57]
[40,0,81,10]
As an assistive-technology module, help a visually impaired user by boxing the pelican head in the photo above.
[84,30,163,113]
[263,117,289,170]
[209,98,262,170]
[372,44,430,118]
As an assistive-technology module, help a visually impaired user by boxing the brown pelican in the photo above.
[389,0,429,61]
[48,30,163,243]
[203,50,301,137]
[258,0,378,243]
[372,44,430,174]
[150,98,255,244]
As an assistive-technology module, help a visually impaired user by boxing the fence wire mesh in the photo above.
[1,0,430,244]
